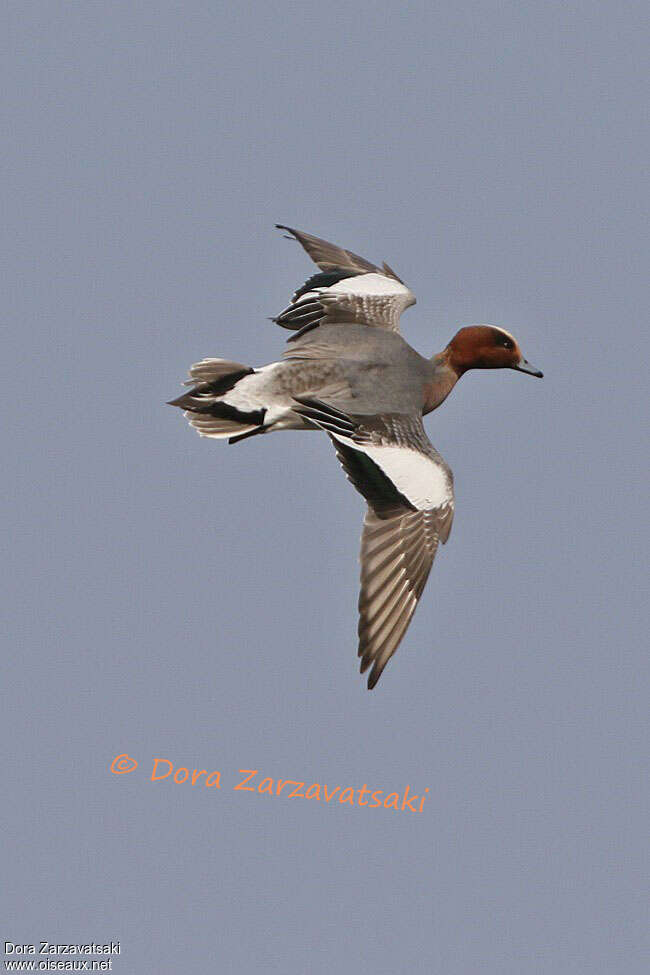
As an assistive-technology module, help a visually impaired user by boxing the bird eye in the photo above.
[498,335,514,350]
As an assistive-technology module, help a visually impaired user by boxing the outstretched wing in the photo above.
[293,398,454,689]
[273,225,416,340]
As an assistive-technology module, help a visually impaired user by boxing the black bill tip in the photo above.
[514,358,544,378]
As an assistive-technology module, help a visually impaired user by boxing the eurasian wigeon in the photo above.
[170,226,543,688]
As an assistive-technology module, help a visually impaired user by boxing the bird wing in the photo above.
[273,225,416,340]
[292,398,454,689]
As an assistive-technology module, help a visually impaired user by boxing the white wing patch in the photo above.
[276,272,415,335]
[333,436,453,511]
[328,272,414,301]
[322,273,415,331]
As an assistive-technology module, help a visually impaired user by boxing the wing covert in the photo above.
[292,399,454,688]
[273,225,416,339]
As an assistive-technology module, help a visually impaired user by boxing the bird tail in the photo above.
[168,358,266,441]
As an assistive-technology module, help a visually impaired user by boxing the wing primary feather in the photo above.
[273,225,414,338]
[295,406,455,689]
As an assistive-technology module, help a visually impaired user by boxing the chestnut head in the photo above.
[446,325,543,378]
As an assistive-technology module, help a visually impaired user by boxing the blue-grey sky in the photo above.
[3,2,648,972]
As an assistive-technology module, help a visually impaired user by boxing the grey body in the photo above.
[170,226,540,688]
[273,324,434,421]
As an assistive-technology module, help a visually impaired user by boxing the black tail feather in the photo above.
[228,427,266,445]
[168,394,265,426]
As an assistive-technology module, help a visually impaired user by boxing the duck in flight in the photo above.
[169,226,543,689]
